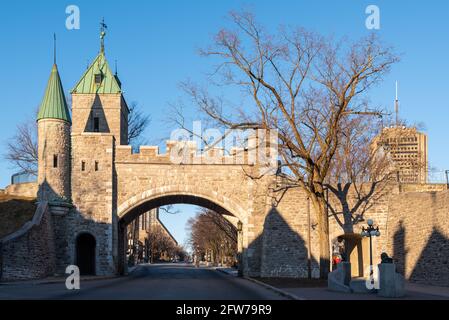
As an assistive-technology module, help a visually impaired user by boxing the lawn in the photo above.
[0,194,37,239]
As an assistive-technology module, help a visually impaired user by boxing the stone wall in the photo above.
[4,182,38,199]
[400,183,447,193]
[386,190,449,286]
[0,202,56,281]
[261,186,320,278]
[71,94,128,145]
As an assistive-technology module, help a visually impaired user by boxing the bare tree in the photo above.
[178,11,399,278]
[5,120,38,176]
[325,115,395,233]
[5,103,151,177]
[187,209,237,266]
[128,102,151,147]
[146,226,178,263]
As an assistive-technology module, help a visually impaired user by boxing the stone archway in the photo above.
[117,186,247,224]
[117,191,246,275]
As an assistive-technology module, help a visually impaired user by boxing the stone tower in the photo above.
[68,28,129,275]
[37,63,72,202]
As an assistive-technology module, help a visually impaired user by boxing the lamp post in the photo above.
[445,170,449,189]
[361,219,381,285]
[237,221,243,277]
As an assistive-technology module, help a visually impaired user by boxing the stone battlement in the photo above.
[115,140,275,166]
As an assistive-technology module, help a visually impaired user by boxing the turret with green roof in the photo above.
[37,63,71,123]
[37,35,72,203]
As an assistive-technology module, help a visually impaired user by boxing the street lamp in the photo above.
[445,170,449,189]
[361,219,381,285]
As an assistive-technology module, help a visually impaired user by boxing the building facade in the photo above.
[374,127,428,184]
[127,208,179,264]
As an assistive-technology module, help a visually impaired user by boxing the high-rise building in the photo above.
[375,126,428,183]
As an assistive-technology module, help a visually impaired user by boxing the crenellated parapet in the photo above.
[115,140,275,167]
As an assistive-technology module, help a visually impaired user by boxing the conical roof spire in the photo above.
[37,63,71,123]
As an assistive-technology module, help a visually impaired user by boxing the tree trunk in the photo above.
[311,191,330,279]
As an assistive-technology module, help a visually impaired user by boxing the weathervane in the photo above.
[100,18,107,53]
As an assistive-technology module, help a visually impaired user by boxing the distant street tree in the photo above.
[5,102,150,177]
[177,11,399,278]
[146,226,179,263]
[187,208,237,267]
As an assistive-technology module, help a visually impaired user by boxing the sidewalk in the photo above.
[276,281,449,300]
[215,270,449,300]
[215,267,239,277]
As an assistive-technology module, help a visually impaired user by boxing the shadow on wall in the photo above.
[410,229,449,286]
[393,220,407,276]
[84,94,110,133]
[258,207,319,278]
[393,221,449,287]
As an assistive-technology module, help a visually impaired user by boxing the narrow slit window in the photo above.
[53,155,58,168]
[81,161,86,172]
[95,161,99,171]
[93,117,100,132]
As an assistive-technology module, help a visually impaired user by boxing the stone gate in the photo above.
[2,33,448,286]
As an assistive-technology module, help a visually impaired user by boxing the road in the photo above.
[0,263,286,300]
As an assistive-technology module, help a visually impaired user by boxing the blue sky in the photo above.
[0,1,448,245]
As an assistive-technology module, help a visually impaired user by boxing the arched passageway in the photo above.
[76,233,96,275]
[117,194,244,275]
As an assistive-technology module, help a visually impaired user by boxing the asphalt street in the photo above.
[0,263,286,300]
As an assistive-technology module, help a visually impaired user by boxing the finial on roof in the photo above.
[53,33,57,65]
[115,59,118,76]
[100,18,107,54]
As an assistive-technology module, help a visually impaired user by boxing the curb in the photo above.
[0,275,118,286]
[243,276,305,301]
[214,268,304,300]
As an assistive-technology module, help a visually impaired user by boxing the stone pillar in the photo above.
[378,263,405,298]
[328,262,352,293]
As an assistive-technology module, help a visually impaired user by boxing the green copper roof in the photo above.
[71,52,122,94]
[37,64,71,123]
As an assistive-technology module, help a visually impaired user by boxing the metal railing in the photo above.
[11,172,37,185]
[427,170,449,185]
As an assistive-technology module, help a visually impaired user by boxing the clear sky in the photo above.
[0,0,448,245]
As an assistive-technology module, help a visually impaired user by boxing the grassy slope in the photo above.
[0,194,37,239]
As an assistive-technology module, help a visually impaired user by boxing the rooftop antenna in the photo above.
[53,33,57,65]
[395,81,399,127]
